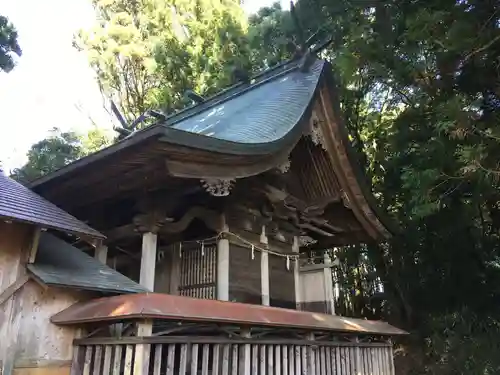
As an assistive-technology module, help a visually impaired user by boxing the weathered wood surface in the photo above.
[1,222,83,375]
[229,244,261,305]
[269,253,295,309]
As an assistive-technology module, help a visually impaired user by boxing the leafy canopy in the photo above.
[0,15,21,73]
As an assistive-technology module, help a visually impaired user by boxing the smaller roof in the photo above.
[27,232,147,294]
[51,293,407,336]
[0,172,104,239]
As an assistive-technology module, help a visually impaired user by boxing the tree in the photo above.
[11,127,111,183]
[0,15,21,72]
[75,0,251,123]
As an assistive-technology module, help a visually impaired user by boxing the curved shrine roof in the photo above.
[28,56,395,244]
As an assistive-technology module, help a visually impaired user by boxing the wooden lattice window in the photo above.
[178,241,217,299]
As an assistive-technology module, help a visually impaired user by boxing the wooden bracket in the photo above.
[0,274,30,307]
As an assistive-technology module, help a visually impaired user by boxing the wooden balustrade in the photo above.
[71,337,395,375]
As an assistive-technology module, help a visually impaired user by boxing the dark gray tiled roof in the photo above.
[169,60,325,144]
[0,172,104,239]
[27,232,147,294]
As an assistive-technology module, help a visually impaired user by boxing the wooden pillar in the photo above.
[323,252,335,315]
[292,236,301,310]
[135,231,157,375]
[139,232,157,290]
[217,217,229,301]
[260,225,270,306]
[94,243,108,264]
[239,328,251,375]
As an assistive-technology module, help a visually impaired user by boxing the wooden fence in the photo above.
[72,337,395,375]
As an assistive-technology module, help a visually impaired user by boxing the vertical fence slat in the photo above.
[213,344,221,375]
[212,344,220,375]
[70,346,85,375]
[336,346,342,375]
[320,346,327,375]
[260,345,266,375]
[202,344,210,375]
[301,346,307,375]
[251,345,258,375]
[231,344,239,375]
[383,346,391,375]
[166,344,175,375]
[152,344,163,375]
[93,346,102,375]
[83,346,92,375]
[282,345,288,375]
[191,344,199,375]
[222,344,230,375]
[307,345,315,375]
[325,346,332,375]
[111,346,122,375]
[123,345,133,375]
[268,345,274,375]
[240,342,251,375]
[179,344,188,375]
[275,344,281,375]
[289,346,296,375]
[102,346,112,375]
[330,347,336,375]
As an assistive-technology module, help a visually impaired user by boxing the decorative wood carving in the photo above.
[201,179,235,197]
[308,110,327,151]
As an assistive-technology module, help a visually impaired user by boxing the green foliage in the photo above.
[75,0,251,121]
[11,127,111,183]
[10,0,500,372]
[0,15,21,72]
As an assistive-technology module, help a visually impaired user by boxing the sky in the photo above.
[0,0,289,172]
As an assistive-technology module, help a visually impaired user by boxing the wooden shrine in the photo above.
[1,49,403,375]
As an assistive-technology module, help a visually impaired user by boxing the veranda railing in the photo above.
[71,335,395,375]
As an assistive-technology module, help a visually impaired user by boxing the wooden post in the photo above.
[217,216,229,301]
[239,328,251,375]
[260,225,270,306]
[169,244,181,295]
[292,236,301,310]
[94,244,108,265]
[323,252,335,315]
[134,231,157,375]
[140,232,157,290]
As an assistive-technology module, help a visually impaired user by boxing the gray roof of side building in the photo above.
[27,232,147,294]
[0,172,104,239]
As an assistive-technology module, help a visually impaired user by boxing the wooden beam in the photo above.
[323,252,335,315]
[28,227,41,263]
[0,274,30,307]
[217,215,230,301]
[95,244,108,264]
[260,225,270,306]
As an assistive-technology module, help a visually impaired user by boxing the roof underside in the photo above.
[28,232,147,294]
[51,293,407,336]
[0,172,104,239]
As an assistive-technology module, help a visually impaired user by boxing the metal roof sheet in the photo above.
[0,172,104,239]
[28,232,147,294]
[168,60,324,144]
[51,293,407,336]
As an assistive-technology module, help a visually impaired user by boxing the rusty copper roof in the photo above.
[0,172,104,239]
[51,293,406,336]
